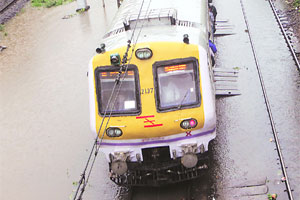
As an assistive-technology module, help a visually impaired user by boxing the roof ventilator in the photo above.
[123,8,177,31]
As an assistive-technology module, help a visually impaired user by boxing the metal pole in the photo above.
[76,0,90,12]
[102,0,105,8]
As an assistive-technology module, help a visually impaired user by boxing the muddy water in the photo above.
[0,1,120,200]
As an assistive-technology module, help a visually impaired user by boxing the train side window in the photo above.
[153,57,201,112]
[95,65,141,116]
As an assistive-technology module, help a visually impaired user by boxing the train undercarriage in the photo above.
[109,148,210,187]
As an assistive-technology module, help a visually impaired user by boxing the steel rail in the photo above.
[0,0,18,14]
[268,0,300,71]
[239,0,294,199]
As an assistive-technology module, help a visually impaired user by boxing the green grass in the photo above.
[31,0,74,8]
[0,24,8,38]
[293,0,300,8]
[16,8,25,16]
[0,24,4,32]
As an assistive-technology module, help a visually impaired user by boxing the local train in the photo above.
[88,0,217,186]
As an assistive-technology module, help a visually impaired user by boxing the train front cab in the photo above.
[89,41,216,186]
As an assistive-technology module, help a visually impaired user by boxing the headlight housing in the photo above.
[135,48,153,60]
[106,127,123,137]
[180,118,198,129]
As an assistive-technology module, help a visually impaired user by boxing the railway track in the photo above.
[240,0,295,199]
[0,0,18,14]
[127,174,214,200]
[124,1,299,199]
[0,0,29,24]
[268,0,300,71]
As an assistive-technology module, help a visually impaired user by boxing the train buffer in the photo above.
[213,67,241,96]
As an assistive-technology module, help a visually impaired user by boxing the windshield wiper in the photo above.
[178,89,190,110]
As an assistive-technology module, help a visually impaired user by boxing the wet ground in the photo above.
[0,1,121,199]
[213,0,300,199]
[0,0,299,200]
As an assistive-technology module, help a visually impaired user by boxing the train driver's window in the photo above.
[155,60,200,111]
[95,66,141,115]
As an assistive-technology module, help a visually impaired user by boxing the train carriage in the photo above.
[88,0,216,186]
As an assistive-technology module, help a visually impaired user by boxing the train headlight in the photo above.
[106,127,123,137]
[135,48,153,60]
[181,120,190,129]
[180,118,198,129]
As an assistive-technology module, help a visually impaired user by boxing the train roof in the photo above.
[101,0,209,51]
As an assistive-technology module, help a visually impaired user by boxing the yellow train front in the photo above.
[88,0,216,186]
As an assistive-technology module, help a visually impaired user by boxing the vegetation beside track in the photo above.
[31,0,74,8]
[0,24,8,37]
[291,0,300,11]
[0,24,4,32]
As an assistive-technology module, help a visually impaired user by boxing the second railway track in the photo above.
[268,0,300,71]
[0,0,29,24]
[240,0,295,199]
[117,0,299,199]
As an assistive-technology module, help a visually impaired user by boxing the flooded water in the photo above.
[0,1,120,200]
[1,0,299,199]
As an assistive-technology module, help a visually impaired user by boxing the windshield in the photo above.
[95,66,140,115]
[155,59,200,111]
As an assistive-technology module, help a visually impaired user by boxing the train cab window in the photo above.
[95,65,141,115]
[153,58,201,112]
